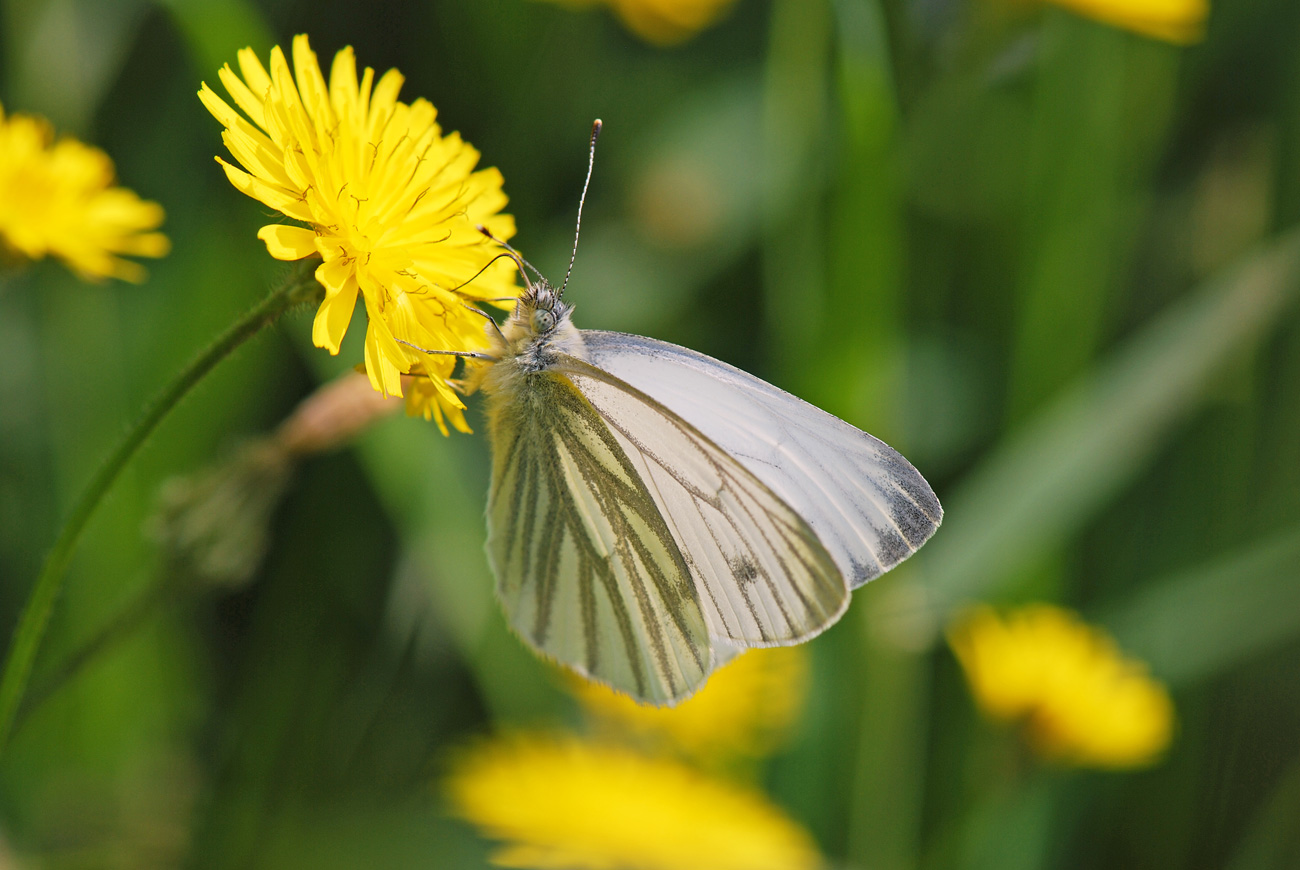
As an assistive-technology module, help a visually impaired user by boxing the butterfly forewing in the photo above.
[579,331,943,589]
[553,356,849,648]
[486,370,711,704]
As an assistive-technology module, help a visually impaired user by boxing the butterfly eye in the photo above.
[532,308,556,333]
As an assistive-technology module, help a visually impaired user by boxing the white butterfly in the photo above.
[433,122,940,705]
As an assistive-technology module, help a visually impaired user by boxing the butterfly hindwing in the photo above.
[552,355,849,648]
[486,370,711,705]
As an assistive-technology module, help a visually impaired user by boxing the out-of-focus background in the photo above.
[2,0,1300,867]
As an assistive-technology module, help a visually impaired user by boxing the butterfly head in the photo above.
[503,277,568,339]
[491,277,579,371]
[519,279,570,337]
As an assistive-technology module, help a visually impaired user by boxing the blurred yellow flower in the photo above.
[1046,0,1208,44]
[199,35,519,423]
[446,734,822,870]
[0,102,169,282]
[573,647,808,761]
[540,0,738,45]
[949,604,1175,768]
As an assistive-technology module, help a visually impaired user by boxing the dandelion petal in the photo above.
[259,224,318,260]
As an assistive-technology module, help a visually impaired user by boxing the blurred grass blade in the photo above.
[1009,16,1179,418]
[3,0,149,130]
[1224,755,1300,870]
[825,7,928,869]
[156,0,275,76]
[1102,526,1300,686]
[919,230,1300,624]
[816,0,904,435]
[846,598,931,870]
[763,0,832,374]
[950,776,1056,870]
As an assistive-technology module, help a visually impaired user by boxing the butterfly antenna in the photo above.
[560,119,602,299]
[449,251,530,295]
[476,225,543,287]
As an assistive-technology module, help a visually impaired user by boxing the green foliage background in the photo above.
[2,0,1300,867]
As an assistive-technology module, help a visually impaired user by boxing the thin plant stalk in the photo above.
[0,267,322,753]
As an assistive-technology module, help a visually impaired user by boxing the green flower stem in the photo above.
[0,269,322,754]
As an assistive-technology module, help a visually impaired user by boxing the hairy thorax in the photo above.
[476,287,586,412]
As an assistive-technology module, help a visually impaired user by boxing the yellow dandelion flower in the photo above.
[539,0,738,46]
[0,102,169,282]
[1045,0,1208,44]
[573,647,808,761]
[948,604,1175,768]
[403,373,472,436]
[446,734,822,870]
[199,35,519,420]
